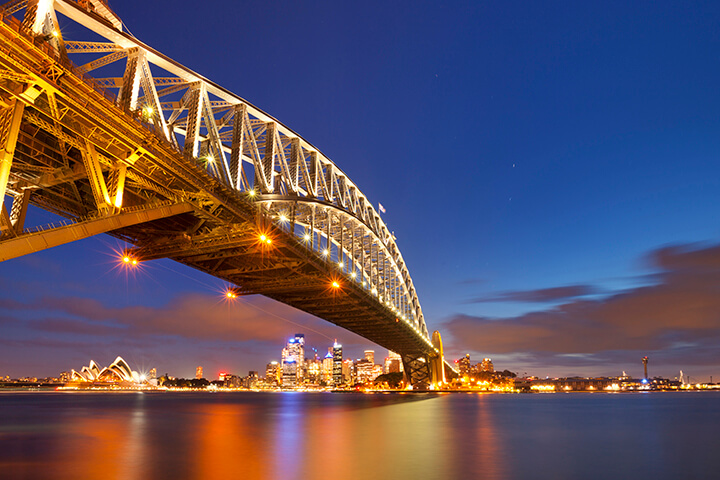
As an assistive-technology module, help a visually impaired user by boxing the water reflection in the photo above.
[1,391,719,480]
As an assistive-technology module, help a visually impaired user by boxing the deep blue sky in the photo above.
[2,1,720,381]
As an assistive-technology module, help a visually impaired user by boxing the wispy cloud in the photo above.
[468,284,600,303]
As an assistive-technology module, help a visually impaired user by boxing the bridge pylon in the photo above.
[401,330,451,390]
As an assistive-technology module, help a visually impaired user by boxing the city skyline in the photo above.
[1,1,720,381]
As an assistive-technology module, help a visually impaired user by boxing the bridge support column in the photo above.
[429,330,447,387]
[80,140,112,214]
[402,353,432,390]
[0,99,24,234]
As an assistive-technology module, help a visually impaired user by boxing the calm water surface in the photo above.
[0,391,717,480]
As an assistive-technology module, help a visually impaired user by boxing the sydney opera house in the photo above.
[70,356,145,386]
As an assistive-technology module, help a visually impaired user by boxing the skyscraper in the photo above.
[457,354,471,377]
[480,358,494,373]
[265,361,280,386]
[322,349,334,384]
[282,360,297,388]
[196,366,203,380]
[282,334,306,383]
[384,351,403,374]
[364,350,375,364]
[332,341,343,386]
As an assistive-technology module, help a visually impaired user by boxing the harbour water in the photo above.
[1,391,717,480]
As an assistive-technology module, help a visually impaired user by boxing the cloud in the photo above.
[0,292,376,356]
[468,284,599,303]
[444,243,720,375]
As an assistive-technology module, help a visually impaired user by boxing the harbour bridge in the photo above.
[0,0,454,387]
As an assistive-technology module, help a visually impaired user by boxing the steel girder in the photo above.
[0,201,193,261]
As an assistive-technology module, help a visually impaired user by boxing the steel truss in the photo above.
[0,0,455,382]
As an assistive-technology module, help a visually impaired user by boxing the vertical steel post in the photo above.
[0,100,24,206]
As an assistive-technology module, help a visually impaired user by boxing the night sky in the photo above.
[2,1,720,381]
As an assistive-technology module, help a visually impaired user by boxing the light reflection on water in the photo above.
[0,391,718,480]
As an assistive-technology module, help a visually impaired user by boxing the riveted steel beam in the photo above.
[0,201,193,262]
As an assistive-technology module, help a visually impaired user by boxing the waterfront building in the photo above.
[224,374,241,388]
[322,349,334,384]
[283,360,298,388]
[355,358,374,383]
[480,358,494,373]
[243,371,259,389]
[384,351,403,374]
[282,334,306,382]
[306,358,321,384]
[364,350,375,364]
[149,368,157,380]
[265,361,280,385]
[342,359,354,384]
[70,356,143,385]
[457,354,472,378]
[332,341,343,385]
[196,366,203,379]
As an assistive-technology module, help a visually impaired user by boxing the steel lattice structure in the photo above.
[0,0,453,386]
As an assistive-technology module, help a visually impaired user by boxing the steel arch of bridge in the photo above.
[0,0,455,384]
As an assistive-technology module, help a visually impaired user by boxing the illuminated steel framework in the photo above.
[0,0,454,385]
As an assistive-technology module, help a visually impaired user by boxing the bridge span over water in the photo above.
[0,0,454,386]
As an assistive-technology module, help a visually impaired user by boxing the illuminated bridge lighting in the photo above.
[120,253,139,267]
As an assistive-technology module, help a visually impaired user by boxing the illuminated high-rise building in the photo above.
[343,359,354,384]
[306,358,321,384]
[322,349,334,384]
[457,354,471,377]
[266,361,280,385]
[282,334,306,382]
[481,358,494,373]
[149,368,157,380]
[283,360,297,388]
[196,366,203,379]
[384,351,403,374]
[332,341,343,385]
[364,350,375,364]
[356,358,383,383]
[244,371,259,389]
